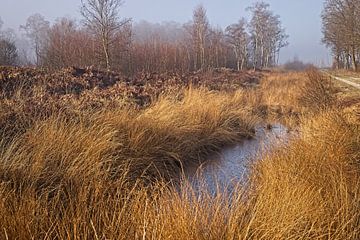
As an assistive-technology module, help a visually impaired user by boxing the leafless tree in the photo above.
[0,19,18,66]
[20,14,50,66]
[122,2,289,73]
[248,2,288,68]
[186,5,210,70]
[226,19,249,70]
[208,27,227,68]
[43,18,96,69]
[11,1,290,73]
[81,0,131,70]
[322,0,360,70]
[112,21,133,73]
[0,39,18,66]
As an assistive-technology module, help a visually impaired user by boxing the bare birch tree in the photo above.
[81,0,131,70]
[208,27,227,68]
[20,14,50,66]
[226,19,249,70]
[187,5,209,70]
[248,2,288,68]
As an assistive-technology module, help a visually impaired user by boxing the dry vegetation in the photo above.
[0,66,359,239]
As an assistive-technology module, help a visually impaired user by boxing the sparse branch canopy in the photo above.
[0,18,18,66]
[20,14,50,66]
[13,0,290,72]
[0,39,18,66]
[81,0,131,70]
[226,18,249,70]
[322,0,360,70]
[248,2,288,68]
[188,4,210,70]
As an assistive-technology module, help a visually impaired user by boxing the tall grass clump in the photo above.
[250,71,307,126]
[299,68,337,110]
[247,110,360,239]
[94,88,258,181]
[254,69,339,126]
[260,71,306,108]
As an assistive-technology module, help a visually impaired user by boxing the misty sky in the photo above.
[0,0,330,65]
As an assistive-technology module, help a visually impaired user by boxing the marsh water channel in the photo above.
[184,124,291,193]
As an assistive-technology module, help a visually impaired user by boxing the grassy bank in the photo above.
[0,68,359,239]
[0,86,257,239]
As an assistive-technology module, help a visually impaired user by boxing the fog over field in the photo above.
[0,0,329,65]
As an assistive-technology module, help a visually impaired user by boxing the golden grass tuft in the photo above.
[299,68,337,110]
[248,110,360,239]
[260,71,306,108]
[248,71,307,127]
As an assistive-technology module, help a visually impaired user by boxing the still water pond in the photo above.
[184,124,290,193]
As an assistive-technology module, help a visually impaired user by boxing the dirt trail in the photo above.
[322,70,360,90]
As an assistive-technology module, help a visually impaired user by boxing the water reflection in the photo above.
[185,124,289,193]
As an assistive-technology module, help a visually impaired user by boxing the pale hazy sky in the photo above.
[0,0,330,65]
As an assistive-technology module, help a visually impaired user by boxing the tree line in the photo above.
[322,0,360,71]
[1,0,288,74]
[0,19,18,66]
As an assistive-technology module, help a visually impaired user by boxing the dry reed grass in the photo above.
[245,71,307,127]
[0,87,258,239]
[247,110,360,239]
[0,69,359,239]
[299,69,337,110]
